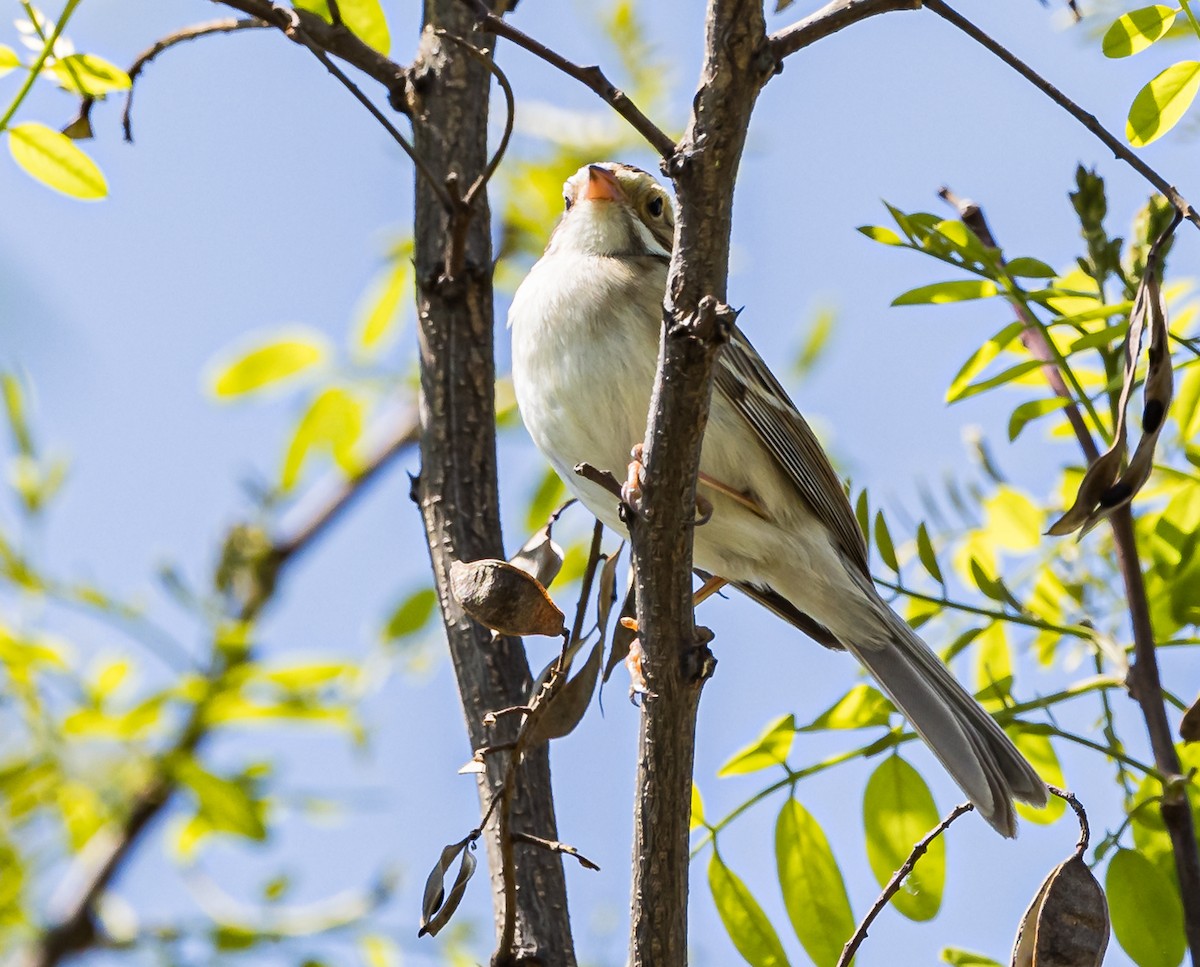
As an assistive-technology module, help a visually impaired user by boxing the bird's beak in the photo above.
[584,165,625,203]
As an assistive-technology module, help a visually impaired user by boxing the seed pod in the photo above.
[1011,854,1109,967]
[449,558,565,638]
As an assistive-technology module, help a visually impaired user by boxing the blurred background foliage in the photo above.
[0,0,1199,965]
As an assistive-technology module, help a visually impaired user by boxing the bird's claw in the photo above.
[622,444,646,517]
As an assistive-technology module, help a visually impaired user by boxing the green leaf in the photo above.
[874,510,898,572]
[383,587,438,642]
[892,279,998,306]
[1106,848,1185,967]
[1004,256,1057,279]
[1127,60,1200,146]
[794,307,834,378]
[7,122,106,200]
[863,755,943,921]
[50,53,132,95]
[1008,728,1065,825]
[718,713,795,776]
[945,320,1026,402]
[983,485,1042,552]
[525,466,568,532]
[0,45,20,77]
[294,0,390,54]
[801,684,893,731]
[209,329,328,398]
[854,489,870,543]
[708,854,791,967]
[174,759,266,842]
[776,799,853,967]
[949,359,1044,403]
[973,622,1013,704]
[1103,6,1178,57]
[857,225,903,246]
[940,949,1002,967]
[1008,397,1068,441]
[280,386,364,489]
[915,522,944,584]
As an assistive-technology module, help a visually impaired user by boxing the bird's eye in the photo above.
[647,196,664,218]
[564,195,573,211]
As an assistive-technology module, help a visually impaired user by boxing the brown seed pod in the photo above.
[449,558,565,638]
[1011,854,1109,967]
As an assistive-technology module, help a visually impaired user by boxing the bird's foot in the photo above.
[621,444,646,517]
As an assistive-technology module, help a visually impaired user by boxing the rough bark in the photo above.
[409,6,575,964]
[627,2,774,963]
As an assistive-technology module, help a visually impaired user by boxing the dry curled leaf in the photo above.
[449,558,565,637]
[418,836,478,938]
[521,641,602,747]
[1011,854,1109,966]
[508,519,564,589]
[595,544,623,643]
[1049,219,1178,537]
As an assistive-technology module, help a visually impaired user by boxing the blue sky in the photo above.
[2,0,1198,964]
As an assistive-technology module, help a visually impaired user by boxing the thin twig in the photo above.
[458,0,676,158]
[511,832,600,871]
[924,0,1200,232]
[70,19,269,143]
[1048,785,1090,857]
[768,0,921,60]
[278,8,453,210]
[433,31,514,209]
[836,802,975,967]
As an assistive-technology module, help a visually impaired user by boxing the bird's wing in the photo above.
[713,325,872,577]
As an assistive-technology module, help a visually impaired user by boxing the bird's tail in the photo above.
[842,609,1048,838]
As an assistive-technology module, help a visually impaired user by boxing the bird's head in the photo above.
[546,162,675,259]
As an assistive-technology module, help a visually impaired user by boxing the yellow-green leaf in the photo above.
[983,485,1042,552]
[1127,60,1200,146]
[776,799,854,967]
[945,321,1025,402]
[690,782,706,831]
[1106,848,1185,967]
[1008,728,1065,825]
[0,45,19,77]
[974,622,1013,703]
[892,279,998,306]
[8,122,106,200]
[209,329,328,398]
[351,253,410,360]
[874,510,898,572]
[280,386,364,489]
[294,0,390,54]
[50,53,131,95]
[1008,397,1069,442]
[1103,6,1177,58]
[863,755,944,921]
[718,713,795,776]
[857,225,903,245]
[708,854,791,967]
[916,522,944,584]
[801,684,893,731]
[1005,256,1057,279]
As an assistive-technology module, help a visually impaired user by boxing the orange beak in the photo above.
[584,165,625,203]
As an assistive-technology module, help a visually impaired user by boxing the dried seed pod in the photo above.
[418,836,478,938]
[449,558,565,638]
[522,642,602,747]
[1011,854,1109,967]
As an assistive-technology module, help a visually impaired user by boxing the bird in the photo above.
[507,161,1049,836]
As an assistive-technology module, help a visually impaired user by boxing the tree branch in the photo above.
[923,0,1200,232]
[408,7,576,964]
[459,0,676,158]
[626,1,775,962]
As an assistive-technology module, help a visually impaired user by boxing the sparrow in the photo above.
[508,162,1048,836]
